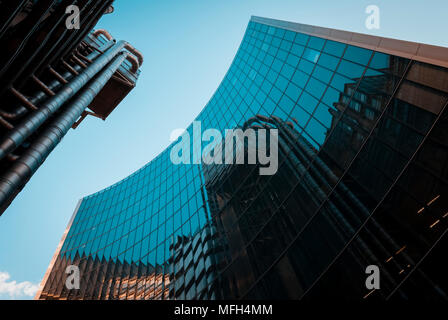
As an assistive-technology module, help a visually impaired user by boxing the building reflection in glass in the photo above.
[37,18,448,300]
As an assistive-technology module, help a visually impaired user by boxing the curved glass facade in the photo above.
[37,17,448,300]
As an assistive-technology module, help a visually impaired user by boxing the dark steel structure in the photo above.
[37,17,448,300]
[0,1,143,215]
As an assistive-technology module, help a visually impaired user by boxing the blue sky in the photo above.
[0,0,447,299]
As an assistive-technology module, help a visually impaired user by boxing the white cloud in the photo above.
[169,128,186,142]
[0,271,39,299]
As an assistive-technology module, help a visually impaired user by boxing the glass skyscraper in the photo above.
[36,16,448,300]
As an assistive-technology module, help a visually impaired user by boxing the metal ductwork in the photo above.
[93,29,113,41]
[0,40,115,121]
[0,40,127,162]
[0,2,143,217]
[0,52,129,215]
[124,43,144,66]
[93,30,144,69]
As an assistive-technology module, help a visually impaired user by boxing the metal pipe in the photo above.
[75,50,93,64]
[55,0,112,67]
[36,0,99,75]
[0,107,27,120]
[82,40,103,55]
[31,75,55,96]
[92,30,143,69]
[0,40,115,121]
[1,0,79,93]
[0,40,127,161]
[0,52,128,216]
[48,67,68,84]
[61,59,79,75]
[0,116,14,130]
[125,55,140,74]
[88,39,115,58]
[10,88,38,111]
[6,154,19,162]
[1,75,66,120]
[70,54,88,69]
[17,0,93,86]
[0,0,29,41]
[0,0,58,79]
[124,43,144,66]
[92,29,113,41]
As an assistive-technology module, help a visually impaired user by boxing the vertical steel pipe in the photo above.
[0,40,115,121]
[0,40,127,161]
[2,0,80,93]
[0,0,29,41]
[0,52,128,216]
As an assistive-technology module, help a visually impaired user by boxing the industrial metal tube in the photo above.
[92,29,113,41]
[0,0,58,79]
[0,0,29,41]
[93,30,143,68]
[53,0,112,68]
[0,40,127,162]
[0,52,128,215]
[124,43,144,66]
[3,0,80,92]
[19,0,95,86]
[0,40,115,121]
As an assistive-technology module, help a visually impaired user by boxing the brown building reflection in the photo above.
[37,253,169,300]
[36,16,448,301]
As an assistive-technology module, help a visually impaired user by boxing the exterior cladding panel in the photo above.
[37,17,448,300]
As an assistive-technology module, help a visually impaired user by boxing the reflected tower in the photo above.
[37,16,448,300]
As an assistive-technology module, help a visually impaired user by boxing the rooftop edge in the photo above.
[251,16,448,69]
